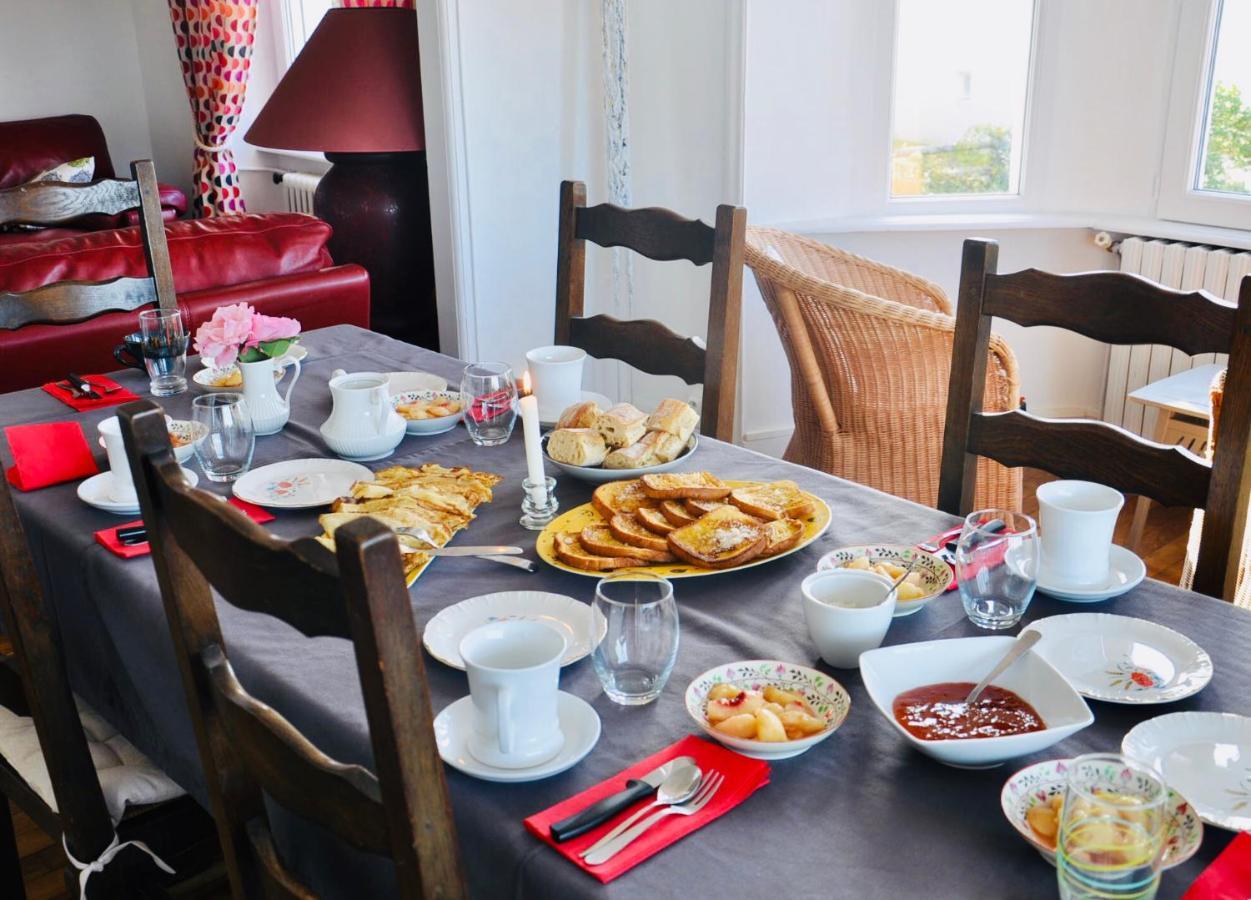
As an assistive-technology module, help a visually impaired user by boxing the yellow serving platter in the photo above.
[536,480,831,578]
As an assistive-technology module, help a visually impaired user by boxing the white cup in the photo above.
[801,569,897,669]
[1036,480,1125,587]
[96,417,137,506]
[525,345,586,420]
[459,620,567,769]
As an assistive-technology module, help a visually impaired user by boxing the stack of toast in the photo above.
[546,398,698,469]
[553,472,816,571]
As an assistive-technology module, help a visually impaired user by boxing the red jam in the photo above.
[892,682,1045,741]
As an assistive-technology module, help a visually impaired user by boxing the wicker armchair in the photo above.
[744,227,1022,510]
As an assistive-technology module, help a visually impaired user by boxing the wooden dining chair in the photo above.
[554,180,746,441]
[939,238,1251,600]
[0,472,218,898]
[118,400,466,900]
[0,159,176,329]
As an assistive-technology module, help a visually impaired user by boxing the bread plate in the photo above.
[541,431,698,484]
[535,479,830,578]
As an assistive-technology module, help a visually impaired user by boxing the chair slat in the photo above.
[0,276,157,329]
[575,202,716,264]
[0,178,140,226]
[568,314,706,385]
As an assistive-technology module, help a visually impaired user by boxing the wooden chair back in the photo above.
[0,159,176,329]
[939,238,1251,599]
[118,400,465,899]
[554,180,746,441]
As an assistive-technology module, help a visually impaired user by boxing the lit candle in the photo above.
[519,371,548,505]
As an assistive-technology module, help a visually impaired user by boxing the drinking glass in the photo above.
[590,572,679,705]
[461,362,518,446]
[139,308,189,396]
[955,509,1039,630]
[192,393,255,482]
[1057,753,1168,900]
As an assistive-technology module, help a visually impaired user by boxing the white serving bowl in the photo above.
[165,418,205,464]
[392,390,465,436]
[816,544,953,617]
[860,636,1093,769]
[684,660,851,760]
[541,432,698,484]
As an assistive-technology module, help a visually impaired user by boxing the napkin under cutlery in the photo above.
[95,498,276,558]
[4,422,100,490]
[42,374,138,411]
[524,735,769,883]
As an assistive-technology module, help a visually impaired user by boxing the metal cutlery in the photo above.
[551,756,697,843]
[574,763,701,852]
[393,527,536,572]
[583,770,725,866]
[964,629,1042,705]
[62,373,101,400]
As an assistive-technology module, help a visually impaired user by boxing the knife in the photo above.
[66,373,101,400]
[549,755,697,843]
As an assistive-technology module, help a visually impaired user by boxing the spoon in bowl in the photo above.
[964,628,1042,706]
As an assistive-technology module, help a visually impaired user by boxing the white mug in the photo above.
[96,417,137,506]
[525,345,586,420]
[459,620,567,769]
[801,569,896,668]
[1037,480,1124,587]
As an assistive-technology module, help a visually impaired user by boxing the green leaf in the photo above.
[259,338,295,359]
[238,347,266,364]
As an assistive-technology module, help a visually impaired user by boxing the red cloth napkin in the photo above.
[41,375,139,411]
[1183,832,1251,900]
[524,735,770,883]
[94,498,276,558]
[4,422,100,491]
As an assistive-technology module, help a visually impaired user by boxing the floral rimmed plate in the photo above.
[816,545,953,617]
[423,591,596,670]
[684,660,850,760]
[1001,758,1203,869]
[392,390,465,436]
[1030,614,1212,705]
[231,459,374,509]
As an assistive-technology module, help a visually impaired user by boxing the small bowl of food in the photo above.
[1000,758,1203,870]
[816,545,953,617]
[166,418,205,464]
[685,660,851,760]
[860,636,1093,769]
[392,390,465,435]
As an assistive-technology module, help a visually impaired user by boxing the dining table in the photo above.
[2,323,1248,899]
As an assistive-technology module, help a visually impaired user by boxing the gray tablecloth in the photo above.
[3,324,1247,899]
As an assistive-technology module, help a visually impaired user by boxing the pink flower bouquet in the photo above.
[193,303,301,369]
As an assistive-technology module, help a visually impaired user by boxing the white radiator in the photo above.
[278,172,322,215]
[1102,237,1251,434]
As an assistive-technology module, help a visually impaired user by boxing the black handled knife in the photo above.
[66,373,101,400]
[549,755,696,843]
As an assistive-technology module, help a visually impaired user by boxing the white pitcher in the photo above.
[239,355,301,436]
[320,369,406,460]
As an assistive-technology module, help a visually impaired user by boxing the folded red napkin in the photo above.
[4,422,100,491]
[42,375,139,411]
[1183,832,1251,899]
[524,735,770,883]
[94,498,276,558]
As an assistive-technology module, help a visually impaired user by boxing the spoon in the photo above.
[578,763,702,859]
[964,629,1042,705]
[885,557,921,594]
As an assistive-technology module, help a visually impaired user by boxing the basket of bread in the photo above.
[536,471,831,578]
[542,398,699,483]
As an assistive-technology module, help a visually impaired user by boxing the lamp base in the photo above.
[315,151,438,349]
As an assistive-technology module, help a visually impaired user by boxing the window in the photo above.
[1195,1,1251,197]
[278,0,333,70]
[889,0,1036,199]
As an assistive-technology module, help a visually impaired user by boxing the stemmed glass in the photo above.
[138,307,189,396]
[192,393,255,482]
[590,572,679,706]
[461,362,518,446]
[955,509,1039,630]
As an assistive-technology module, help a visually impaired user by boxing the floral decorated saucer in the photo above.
[231,459,374,509]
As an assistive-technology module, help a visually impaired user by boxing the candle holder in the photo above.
[520,476,558,530]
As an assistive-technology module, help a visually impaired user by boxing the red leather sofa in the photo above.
[0,213,370,393]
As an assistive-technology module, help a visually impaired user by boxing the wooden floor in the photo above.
[12,802,70,900]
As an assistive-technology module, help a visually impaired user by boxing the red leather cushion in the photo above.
[0,115,116,188]
[0,228,83,248]
[0,213,334,294]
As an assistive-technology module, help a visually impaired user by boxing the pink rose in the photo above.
[214,303,256,347]
[193,318,239,369]
[249,313,301,346]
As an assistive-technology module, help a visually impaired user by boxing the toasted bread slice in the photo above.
[579,526,675,563]
[640,471,731,501]
[760,518,805,557]
[608,513,672,552]
[685,498,728,516]
[660,499,699,527]
[729,480,815,521]
[667,506,767,569]
[554,533,648,571]
[636,506,678,535]
[591,479,654,518]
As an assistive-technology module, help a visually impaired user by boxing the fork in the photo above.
[582,771,725,866]
[393,527,537,573]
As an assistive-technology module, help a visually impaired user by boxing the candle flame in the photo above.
[521,370,532,397]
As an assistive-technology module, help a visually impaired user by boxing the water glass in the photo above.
[139,308,189,396]
[1057,753,1168,900]
[192,393,255,482]
[590,572,679,706]
[955,509,1039,630]
[461,362,518,446]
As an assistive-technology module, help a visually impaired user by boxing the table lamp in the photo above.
[245,6,438,349]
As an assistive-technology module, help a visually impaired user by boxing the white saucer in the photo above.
[1036,544,1146,602]
[78,468,199,515]
[194,345,306,391]
[232,459,373,509]
[539,390,613,427]
[424,591,597,670]
[433,692,600,783]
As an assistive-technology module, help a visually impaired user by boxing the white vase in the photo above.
[239,356,301,436]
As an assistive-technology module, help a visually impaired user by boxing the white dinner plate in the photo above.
[78,468,199,515]
[423,591,596,670]
[1123,712,1251,832]
[538,390,613,427]
[231,459,373,509]
[1031,614,1212,704]
[386,371,448,395]
[541,431,700,484]
[1036,544,1146,602]
[433,692,600,783]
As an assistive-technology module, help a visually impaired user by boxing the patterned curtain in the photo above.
[338,1,415,7]
[168,0,258,217]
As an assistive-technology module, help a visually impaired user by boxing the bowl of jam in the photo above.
[860,636,1093,768]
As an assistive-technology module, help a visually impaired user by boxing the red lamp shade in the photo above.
[245,7,425,153]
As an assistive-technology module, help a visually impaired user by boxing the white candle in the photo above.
[519,392,548,505]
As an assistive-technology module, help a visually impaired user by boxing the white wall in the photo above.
[126,0,197,196]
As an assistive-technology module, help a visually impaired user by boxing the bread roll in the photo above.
[641,429,686,463]
[547,428,608,466]
[596,403,647,448]
[603,440,656,469]
[646,399,699,442]
[556,400,601,430]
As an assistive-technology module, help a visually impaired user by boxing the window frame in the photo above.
[275,0,333,72]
